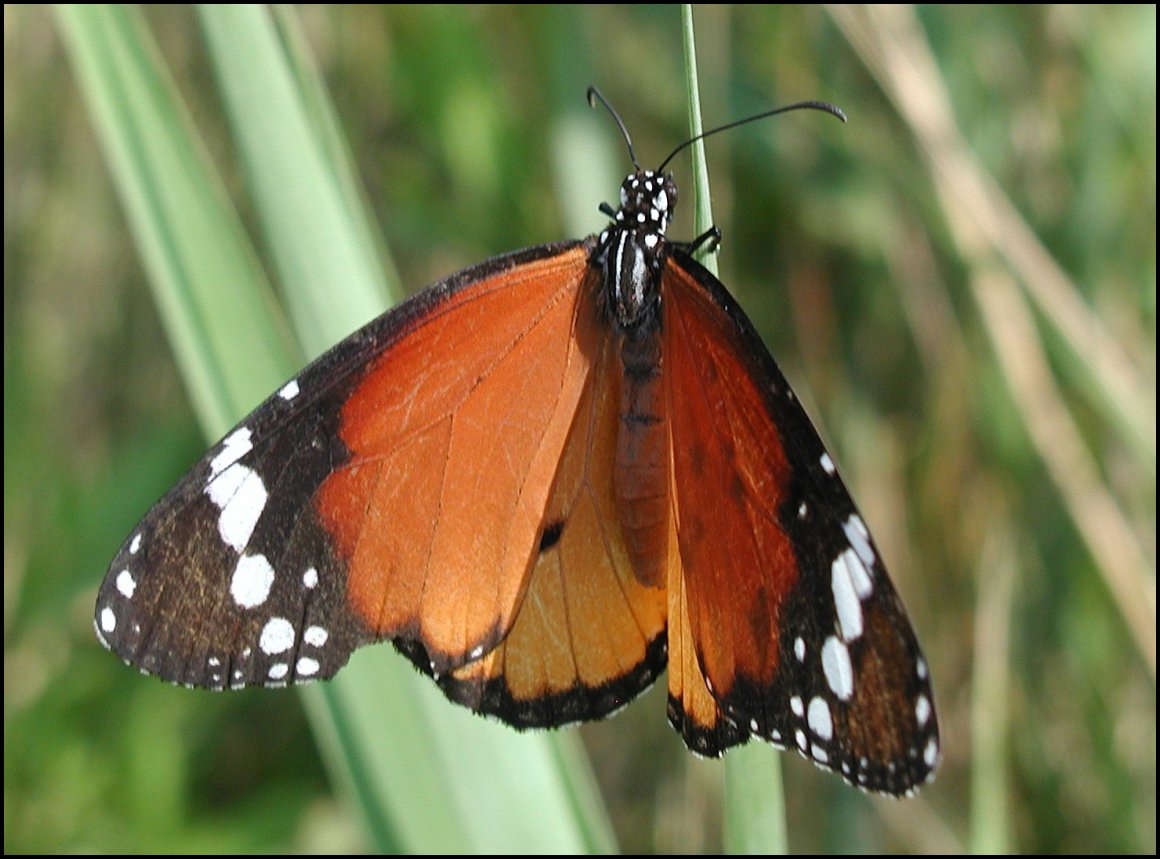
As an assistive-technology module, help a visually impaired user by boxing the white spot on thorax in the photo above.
[230,553,275,608]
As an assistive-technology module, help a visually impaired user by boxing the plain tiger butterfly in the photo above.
[95,87,939,796]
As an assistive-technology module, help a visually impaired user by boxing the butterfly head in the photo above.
[612,169,678,236]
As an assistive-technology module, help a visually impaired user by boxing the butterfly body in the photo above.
[96,144,939,795]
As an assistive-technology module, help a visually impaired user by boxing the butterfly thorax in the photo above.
[597,169,678,329]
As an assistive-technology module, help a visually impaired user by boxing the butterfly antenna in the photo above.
[658,100,846,172]
[587,86,640,170]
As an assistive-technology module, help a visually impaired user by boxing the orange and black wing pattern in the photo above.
[661,249,939,793]
[96,239,667,723]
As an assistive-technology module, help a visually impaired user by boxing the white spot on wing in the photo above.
[916,694,932,727]
[924,737,939,768]
[207,464,268,552]
[268,662,289,681]
[99,607,116,634]
[230,553,275,608]
[296,657,320,677]
[843,514,875,570]
[129,533,142,554]
[822,636,854,700]
[303,625,328,647]
[820,452,835,475]
[210,427,253,476]
[259,617,295,655]
[116,570,136,599]
[790,695,804,718]
[303,567,319,589]
[832,549,866,641]
[278,379,300,400]
[808,696,833,741]
[794,636,806,662]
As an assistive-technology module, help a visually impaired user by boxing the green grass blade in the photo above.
[680,5,789,853]
[55,4,296,439]
[197,5,392,355]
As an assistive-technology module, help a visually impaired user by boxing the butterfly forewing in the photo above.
[95,346,375,689]
[663,251,940,792]
[98,242,602,690]
[314,243,598,675]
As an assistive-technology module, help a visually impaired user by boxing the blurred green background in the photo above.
[4,5,1154,853]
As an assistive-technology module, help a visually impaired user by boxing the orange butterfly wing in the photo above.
[662,250,939,792]
[446,320,667,723]
[317,243,598,672]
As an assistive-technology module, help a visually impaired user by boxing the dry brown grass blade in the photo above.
[827,4,1155,676]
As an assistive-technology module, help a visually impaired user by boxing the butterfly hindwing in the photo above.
[444,316,668,725]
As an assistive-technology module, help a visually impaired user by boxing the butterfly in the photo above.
[95,87,939,796]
